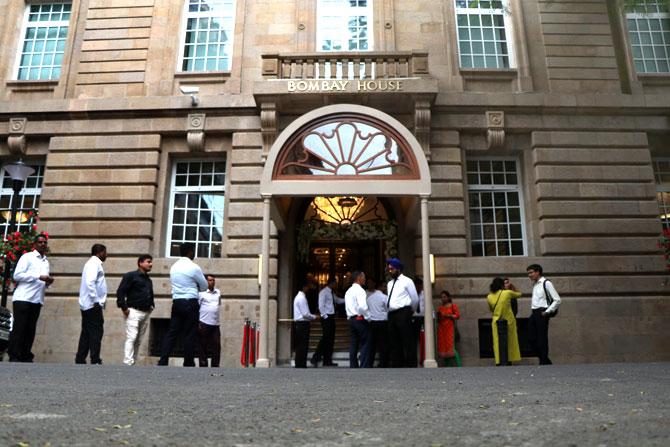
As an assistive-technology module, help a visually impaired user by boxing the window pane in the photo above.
[456,2,511,68]
[0,163,44,237]
[16,4,69,81]
[317,0,373,56]
[168,159,227,257]
[627,9,670,74]
[468,158,524,257]
[180,0,235,72]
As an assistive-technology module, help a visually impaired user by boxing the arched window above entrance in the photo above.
[273,114,419,179]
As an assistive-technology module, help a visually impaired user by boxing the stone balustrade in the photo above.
[261,51,429,80]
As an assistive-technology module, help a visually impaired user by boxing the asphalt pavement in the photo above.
[0,362,668,446]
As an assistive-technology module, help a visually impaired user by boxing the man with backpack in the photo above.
[527,264,561,365]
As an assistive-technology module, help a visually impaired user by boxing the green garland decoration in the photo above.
[296,220,398,263]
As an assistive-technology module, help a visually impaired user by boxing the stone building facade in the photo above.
[0,0,668,366]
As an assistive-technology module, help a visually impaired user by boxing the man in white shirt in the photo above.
[197,274,221,367]
[8,234,53,362]
[293,282,318,368]
[345,271,372,368]
[527,263,561,365]
[158,243,208,367]
[310,278,344,367]
[75,244,107,365]
[386,257,419,367]
[366,279,389,367]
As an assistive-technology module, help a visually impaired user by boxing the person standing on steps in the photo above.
[311,277,344,367]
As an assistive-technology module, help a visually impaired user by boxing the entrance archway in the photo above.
[257,104,435,368]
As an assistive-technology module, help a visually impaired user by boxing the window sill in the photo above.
[459,68,518,81]
[174,71,231,84]
[638,73,670,86]
[5,80,58,92]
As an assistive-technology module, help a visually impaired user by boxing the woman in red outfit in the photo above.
[436,290,460,366]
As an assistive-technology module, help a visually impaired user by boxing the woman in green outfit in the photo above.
[487,277,521,366]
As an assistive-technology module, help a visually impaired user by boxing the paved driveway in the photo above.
[0,362,668,446]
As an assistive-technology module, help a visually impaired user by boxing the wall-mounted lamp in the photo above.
[258,254,263,286]
[429,254,435,284]
[179,85,200,107]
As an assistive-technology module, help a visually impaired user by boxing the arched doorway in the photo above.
[257,104,436,368]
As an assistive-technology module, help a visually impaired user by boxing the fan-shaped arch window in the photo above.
[273,114,420,179]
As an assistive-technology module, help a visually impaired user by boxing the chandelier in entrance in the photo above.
[307,196,387,227]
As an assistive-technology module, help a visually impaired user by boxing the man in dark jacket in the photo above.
[117,254,154,366]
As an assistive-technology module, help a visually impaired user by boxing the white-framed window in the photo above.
[466,158,526,256]
[14,2,71,80]
[652,158,670,230]
[0,163,44,237]
[626,1,670,73]
[166,159,226,258]
[455,0,515,69]
[179,0,236,72]
[317,0,373,52]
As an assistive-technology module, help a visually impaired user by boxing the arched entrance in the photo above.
[257,104,435,368]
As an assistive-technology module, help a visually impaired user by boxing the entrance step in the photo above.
[308,316,350,352]
[304,316,350,367]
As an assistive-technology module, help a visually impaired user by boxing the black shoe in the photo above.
[309,357,318,367]
[322,362,339,367]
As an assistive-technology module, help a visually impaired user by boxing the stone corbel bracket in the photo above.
[187,113,206,152]
[414,99,431,161]
[260,102,277,161]
[486,111,505,150]
[8,118,28,155]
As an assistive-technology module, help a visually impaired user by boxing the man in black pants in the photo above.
[76,244,107,365]
[158,243,208,367]
[345,271,372,368]
[311,278,344,367]
[8,234,53,362]
[367,280,390,367]
[386,258,419,367]
[527,264,561,365]
[293,282,318,368]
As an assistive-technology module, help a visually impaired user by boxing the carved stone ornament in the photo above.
[260,102,277,161]
[187,113,205,152]
[8,117,28,155]
[414,99,431,161]
[486,111,505,150]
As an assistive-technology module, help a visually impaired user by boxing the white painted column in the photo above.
[256,196,272,368]
[421,196,438,368]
